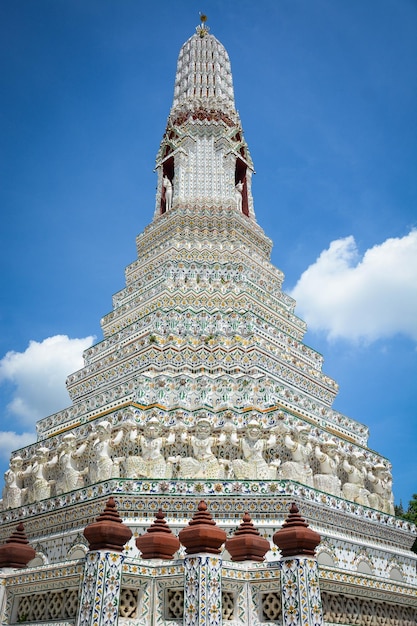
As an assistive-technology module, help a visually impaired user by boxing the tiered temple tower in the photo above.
[1,18,416,626]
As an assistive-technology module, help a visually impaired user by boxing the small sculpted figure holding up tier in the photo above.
[27,446,55,502]
[368,461,394,514]
[126,416,174,479]
[342,451,370,507]
[2,456,25,509]
[313,440,341,497]
[53,433,88,495]
[179,418,225,479]
[279,424,314,487]
[88,421,124,484]
[232,419,280,480]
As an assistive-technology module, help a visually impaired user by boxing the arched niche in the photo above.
[160,155,175,215]
[68,544,88,560]
[235,158,249,217]
[317,551,336,567]
[389,567,404,582]
[28,552,48,567]
[357,559,373,575]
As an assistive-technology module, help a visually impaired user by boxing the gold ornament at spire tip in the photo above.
[197,12,209,37]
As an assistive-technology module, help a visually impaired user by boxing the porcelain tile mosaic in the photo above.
[1,14,416,626]
[184,555,222,626]
[76,552,125,626]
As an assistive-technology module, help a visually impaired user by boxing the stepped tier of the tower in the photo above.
[27,208,371,451]
[51,208,364,442]
[38,370,367,444]
[10,408,383,490]
[130,207,270,281]
[1,482,416,587]
[66,210,338,403]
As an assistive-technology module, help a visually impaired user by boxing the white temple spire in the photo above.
[154,21,255,219]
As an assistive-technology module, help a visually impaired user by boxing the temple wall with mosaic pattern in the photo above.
[2,555,417,625]
[0,16,416,626]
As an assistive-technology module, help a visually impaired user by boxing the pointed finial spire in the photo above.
[136,509,180,559]
[83,497,133,552]
[196,12,209,37]
[179,500,226,554]
[225,512,270,562]
[273,503,321,558]
[0,522,36,569]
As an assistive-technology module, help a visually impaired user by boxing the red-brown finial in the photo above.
[84,497,132,552]
[234,512,262,536]
[179,500,226,555]
[136,509,180,559]
[225,512,270,562]
[188,500,216,526]
[273,503,321,558]
[0,522,36,569]
[95,496,124,523]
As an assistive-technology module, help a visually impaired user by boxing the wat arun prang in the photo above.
[0,17,416,626]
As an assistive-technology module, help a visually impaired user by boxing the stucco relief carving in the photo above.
[177,418,226,479]
[368,461,395,515]
[278,424,314,487]
[231,419,280,480]
[0,415,395,515]
[313,440,341,496]
[342,452,370,507]
[124,416,174,479]
[88,420,124,484]
[2,456,25,509]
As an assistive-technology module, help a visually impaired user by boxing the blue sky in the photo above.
[0,0,416,507]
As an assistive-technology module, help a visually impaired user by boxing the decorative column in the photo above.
[179,500,226,626]
[76,497,132,626]
[273,503,324,626]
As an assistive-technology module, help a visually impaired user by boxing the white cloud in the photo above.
[0,431,35,464]
[0,335,94,427]
[289,229,417,342]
